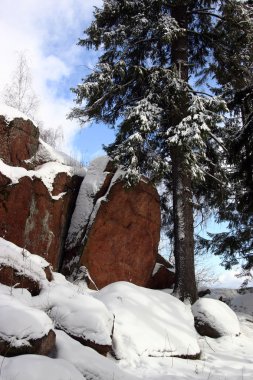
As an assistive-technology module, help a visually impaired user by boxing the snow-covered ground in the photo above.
[0,238,253,380]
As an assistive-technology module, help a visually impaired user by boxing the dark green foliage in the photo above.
[197,2,253,277]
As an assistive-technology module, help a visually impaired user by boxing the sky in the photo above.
[0,0,251,288]
[0,0,115,161]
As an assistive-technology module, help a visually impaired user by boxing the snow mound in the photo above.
[0,238,48,283]
[95,282,200,361]
[0,354,84,380]
[192,298,240,337]
[56,330,138,380]
[0,103,34,124]
[39,283,113,346]
[0,294,53,348]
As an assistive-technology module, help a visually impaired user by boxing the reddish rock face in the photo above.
[147,265,175,290]
[147,254,175,290]
[0,116,39,167]
[65,165,161,289]
[0,174,82,270]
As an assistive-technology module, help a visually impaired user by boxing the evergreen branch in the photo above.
[187,10,224,21]
[198,168,226,186]
[207,131,228,153]
[85,79,135,114]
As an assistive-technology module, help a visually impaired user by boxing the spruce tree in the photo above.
[198,1,253,281]
[70,0,232,303]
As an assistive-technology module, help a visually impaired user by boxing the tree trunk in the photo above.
[170,5,198,304]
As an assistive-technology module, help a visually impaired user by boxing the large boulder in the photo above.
[95,282,200,360]
[0,106,84,269]
[0,294,55,357]
[63,157,161,289]
[192,298,240,338]
[40,282,114,356]
[0,238,52,295]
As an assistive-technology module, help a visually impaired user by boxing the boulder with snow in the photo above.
[40,283,114,356]
[63,157,160,289]
[0,238,52,295]
[0,106,85,269]
[0,294,55,356]
[95,281,200,360]
[192,298,241,338]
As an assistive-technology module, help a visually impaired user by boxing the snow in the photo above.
[66,156,111,248]
[31,280,113,346]
[0,294,53,348]
[0,355,84,380]
[0,238,253,380]
[192,298,240,336]
[0,158,85,196]
[152,263,163,276]
[0,103,34,124]
[95,282,200,362]
[56,330,138,380]
[28,138,85,168]
[0,238,48,283]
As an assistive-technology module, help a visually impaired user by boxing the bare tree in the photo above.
[39,125,64,149]
[2,52,39,119]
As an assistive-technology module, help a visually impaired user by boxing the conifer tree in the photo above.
[69,0,237,303]
[198,1,253,281]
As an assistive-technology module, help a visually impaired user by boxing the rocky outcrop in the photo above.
[147,254,175,289]
[0,170,83,269]
[63,157,161,289]
[0,114,39,168]
[0,107,84,269]
[0,106,162,288]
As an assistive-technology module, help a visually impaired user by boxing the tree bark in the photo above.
[170,5,198,304]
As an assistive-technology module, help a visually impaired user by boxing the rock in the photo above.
[0,294,55,356]
[0,238,54,295]
[198,289,211,298]
[63,157,160,289]
[147,254,175,289]
[0,108,85,269]
[0,114,39,168]
[65,333,112,356]
[95,282,201,360]
[0,330,56,357]
[47,284,114,356]
[192,298,240,338]
[0,175,82,270]
[0,265,41,296]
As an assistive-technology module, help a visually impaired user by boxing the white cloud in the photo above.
[217,267,253,289]
[0,0,102,156]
